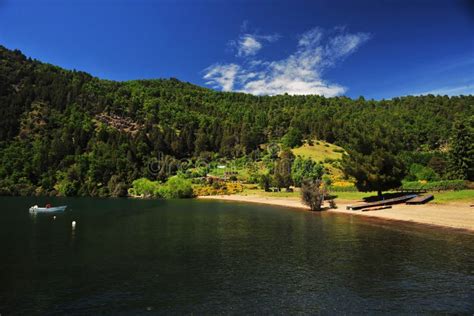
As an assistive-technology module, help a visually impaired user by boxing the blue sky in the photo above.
[0,0,473,99]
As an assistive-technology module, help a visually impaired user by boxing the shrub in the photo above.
[193,182,243,196]
[406,163,439,181]
[322,174,332,187]
[157,176,194,199]
[400,180,468,191]
[329,185,358,192]
[258,173,272,191]
[247,172,261,184]
[129,178,160,197]
[129,176,194,199]
[323,157,335,164]
[427,155,448,177]
[107,175,128,197]
[301,180,325,211]
[226,182,244,194]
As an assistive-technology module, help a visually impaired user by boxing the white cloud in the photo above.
[230,28,281,57]
[237,35,262,57]
[203,63,240,92]
[204,26,371,96]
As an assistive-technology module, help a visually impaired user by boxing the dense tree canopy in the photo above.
[0,45,473,196]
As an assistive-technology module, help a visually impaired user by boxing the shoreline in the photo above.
[198,195,474,232]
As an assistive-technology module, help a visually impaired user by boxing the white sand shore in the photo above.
[198,195,474,232]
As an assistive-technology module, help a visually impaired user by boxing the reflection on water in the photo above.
[0,197,473,314]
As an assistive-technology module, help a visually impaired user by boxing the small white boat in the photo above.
[29,205,67,213]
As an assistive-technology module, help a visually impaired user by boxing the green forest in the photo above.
[0,45,473,197]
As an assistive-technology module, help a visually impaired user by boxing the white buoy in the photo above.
[53,216,56,220]
[72,221,76,228]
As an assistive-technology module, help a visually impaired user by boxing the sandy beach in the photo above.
[199,195,474,232]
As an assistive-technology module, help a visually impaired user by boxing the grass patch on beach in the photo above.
[430,190,474,203]
[240,187,300,198]
[330,191,377,201]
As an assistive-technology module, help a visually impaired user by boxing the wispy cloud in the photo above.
[230,33,280,57]
[204,26,370,96]
[416,83,474,96]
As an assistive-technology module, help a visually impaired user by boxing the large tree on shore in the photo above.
[448,115,474,181]
[342,126,406,197]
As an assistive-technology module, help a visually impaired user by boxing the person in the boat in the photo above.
[45,203,51,208]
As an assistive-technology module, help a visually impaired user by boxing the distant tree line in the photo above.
[0,45,472,197]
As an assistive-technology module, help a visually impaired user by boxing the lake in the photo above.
[1,197,473,314]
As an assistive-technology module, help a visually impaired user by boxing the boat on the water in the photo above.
[29,205,67,213]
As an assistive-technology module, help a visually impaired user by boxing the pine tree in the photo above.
[342,127,406,197]
[448,116,474,180]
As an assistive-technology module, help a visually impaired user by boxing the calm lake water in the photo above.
[1,197,473,314]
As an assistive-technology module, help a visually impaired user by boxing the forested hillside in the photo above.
[0,45,472,196]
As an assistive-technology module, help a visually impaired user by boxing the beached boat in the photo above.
[29,205,67,213]
[406,194,434,205]
[346,194,418,211]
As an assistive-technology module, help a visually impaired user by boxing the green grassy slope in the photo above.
[291,140,345,162]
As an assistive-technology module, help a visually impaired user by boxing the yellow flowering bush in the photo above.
[193,182,243,196]
[332,180,354,187]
